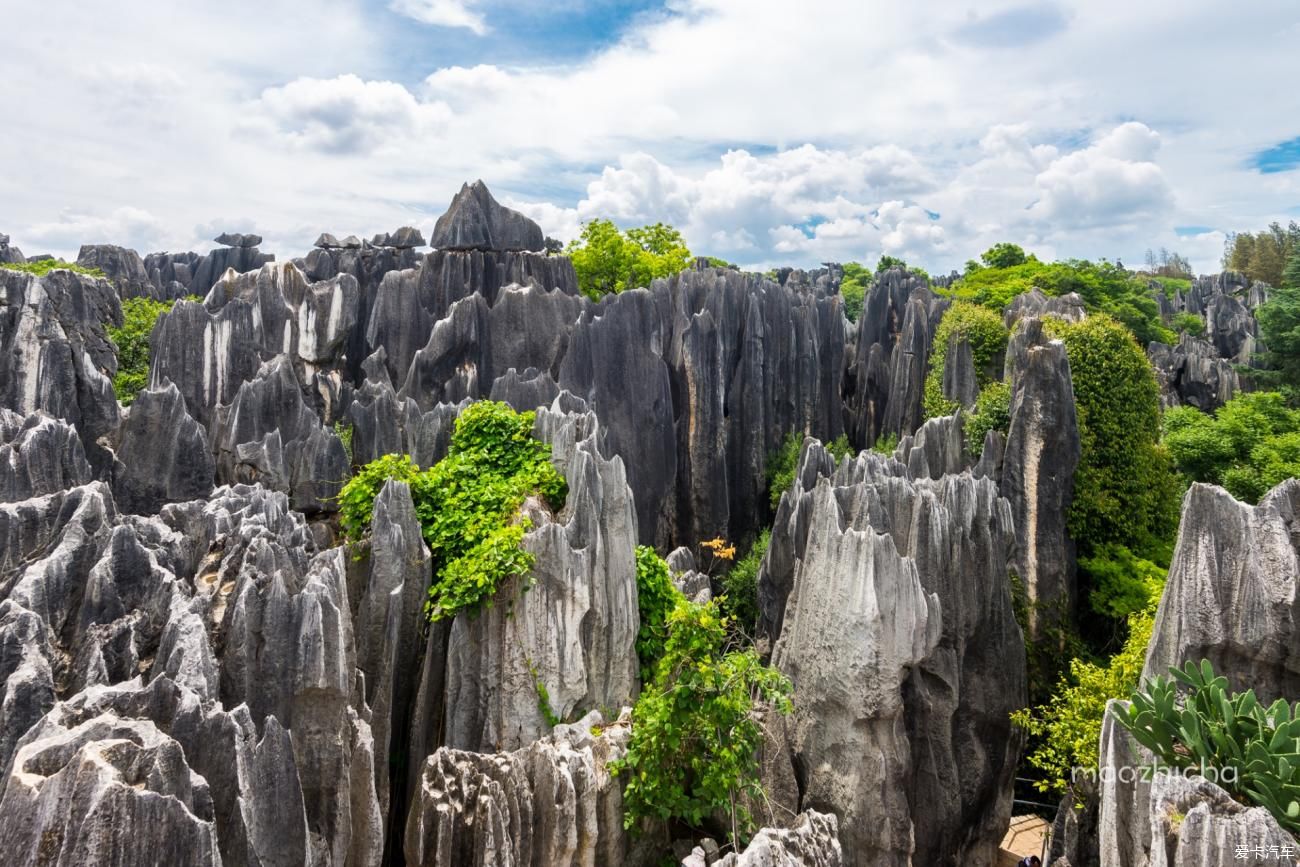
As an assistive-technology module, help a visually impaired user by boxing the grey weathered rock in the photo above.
[404,710,631,867]
[113,382,213,514]
[941,331,979,408]
[898,411,967,480]
[1143,480,1300,699]
[842,268,943,448]
[0,711,223,866]
[1147,333,1239,410]
[0,411,93,502]
[431,180,545,252]
[0,268,121,474]
[214,232,262,249]
[76,244,153,298]
[443,406,638,752]
[705,811,843,867]
[355,479,430,834]
[209,355,349,514]
[151,262,357,427]
[1004,288,1087,327]
[762,441,1024,867]
[1204,291,1259,364]
[0,233,24,264]
[1000,318,1080,632]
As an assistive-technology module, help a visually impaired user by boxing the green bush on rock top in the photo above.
[336,400,567,622]
[108,296,198,405]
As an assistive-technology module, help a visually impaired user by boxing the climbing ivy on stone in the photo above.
[336,400,568,622]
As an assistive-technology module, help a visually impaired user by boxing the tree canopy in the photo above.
[566,219,693,299]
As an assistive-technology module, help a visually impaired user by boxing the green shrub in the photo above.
[612,598,792,838]
[720,530,768,639]
[964,380,1012,455]
[107,297,185,404]
[766,432,854,510]
[922,301,1009,419]
[1171,312,1205,336]
[948,258,1173,345]
[1163,392,1300,503]
[872,431,899,456]
[1011,603,1156,794]
[0,259,104,278]
[634,545,682,680]
[1080,543,1167,622]
[1047,314,1181,560]
[336,401,567,621]
[1113,659,1300,836]
[839,262,869,322]
[567,219,693,299]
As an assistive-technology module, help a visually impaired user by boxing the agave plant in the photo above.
[1112,659,1300,835]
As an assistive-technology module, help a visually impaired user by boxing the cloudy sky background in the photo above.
[4,0,1299,274]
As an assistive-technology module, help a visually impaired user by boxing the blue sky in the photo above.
[2,0,1299,275]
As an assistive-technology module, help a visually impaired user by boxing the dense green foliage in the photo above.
[612,597,792,837]
[566,219,693,299]
[336,401,567,621]
[950,257,1172,345]
[964,380,1012,455]
[839,262,869,322]
[1170,311,1205,336]
[719,530,768,638]
[1047,315,1180,562]
[922,301,1009,419]
[1114,659,1300,836]
[1164,392,1300,503]
[107,297,186,404]
[1255,255,1300,403]
[634,545,682,681]
[1080,542,1167,622]
[0,259,104,277]
[766,432,854,510]
[1011,604,1155,793]
[982,242,1028,269]
[1223,221,1300,288]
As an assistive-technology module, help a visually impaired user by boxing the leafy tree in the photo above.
[1171,311,1204,336]
[612,598,792,839]
[1255,251,1300,402]
[949,258,1173,345]
[922,301,1009,419]
[1011,602,1156,794]
[566,219,693,299]
[336,401,567,622]
[1047,314,1181,573]
[875,254,907,273]
[839,261,870,322]
[1224,221,1300,286]
[1163,392,1300,502]
[981,242,1028,269]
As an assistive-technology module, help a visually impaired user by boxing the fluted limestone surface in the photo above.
[76,244,153,298]
[404,711,630,867]
[999,318,1080,629]
[1147,333,1240,410]
[759,440,1025,867]
[0,268,121,474]
[0,410,93,502]
[842,268,945,447]
[1143,480,1300,699]
[683,811,844,867]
